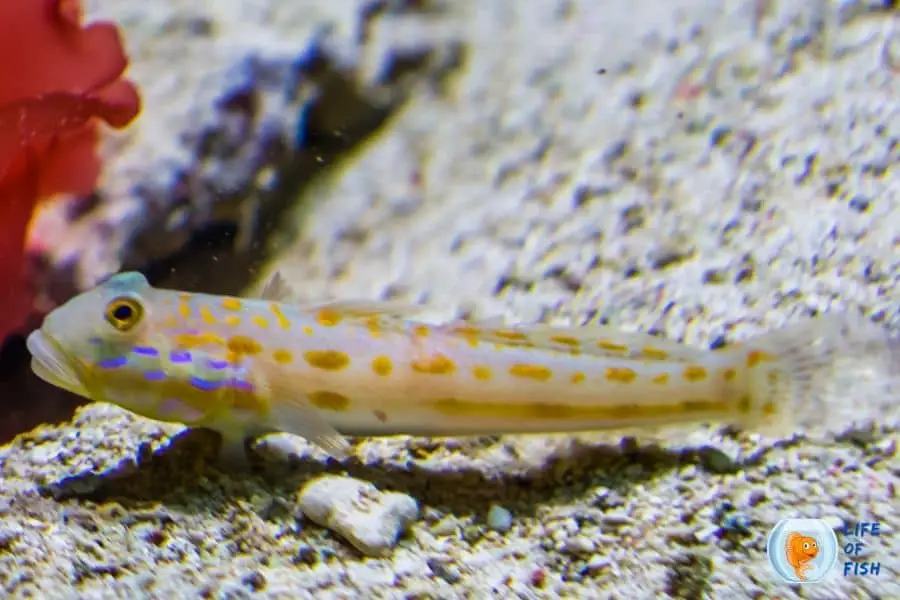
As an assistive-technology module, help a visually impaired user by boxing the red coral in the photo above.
[0,0,140,344]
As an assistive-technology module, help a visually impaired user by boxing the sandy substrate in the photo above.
[2,0,899,598]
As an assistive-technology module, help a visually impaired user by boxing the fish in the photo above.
[25,271,896,464]
[785,531,820,580]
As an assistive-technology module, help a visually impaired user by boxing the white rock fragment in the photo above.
[694,525,721,544]
[297,476,420,557]
[346,562,397,587]
[486,505,514,532]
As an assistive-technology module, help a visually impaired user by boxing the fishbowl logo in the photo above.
[766,518,839,583]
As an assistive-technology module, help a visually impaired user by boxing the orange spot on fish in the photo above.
[365,316,382,337]
[316,307,342,327]
[303,326,314,336]
[175,332,226,349]
[451,325,481,348]
[228,335,263,356]
[200,306,218,325]
[651,373,669,384]
[641,346,669,360]
[472,365,492,381]
[411,353,456,375]
[597,340,628,353]
[251,315,269,329]
[570,372,585,384]
[308,390,350,411]
[223,315,241,327]
[373,409,388,423]
[222,297,242,311]
[304,350,351,371]
[494,330,528,341]
[450,325,481,335]
[746,350,775,368]
[722,368,737,381]
[270,303,291,329]
[682,365,707,382]
[413,324,430,337]
[606,367,637,383]
[452,325,481,337]
[372,355,393,376]
[178,301,191,319]
[509,363,552,382]
[273,349,293,364]
[550,335,580,347]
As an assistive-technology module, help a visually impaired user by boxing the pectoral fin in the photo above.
[265,389,352,459]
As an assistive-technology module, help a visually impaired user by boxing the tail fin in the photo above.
[730,312,898,436]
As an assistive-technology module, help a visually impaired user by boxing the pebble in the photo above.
[486,505,514,532]
[582,555,612,575]
[297,476,420,557]
[694,525,721,543]
[721,513,752,533]
[427,557,462,584]
[562,536,596,555]
[429,516,460,536]
[700,447,740,474]
[601,512,631,525]
[346,562,397,587]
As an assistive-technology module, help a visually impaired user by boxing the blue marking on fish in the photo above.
[170,351,192,363]
[144,370,166,382]
[97,356,128,369]
[190,376,223,392]
[132,346,159,356]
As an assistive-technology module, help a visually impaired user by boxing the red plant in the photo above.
[0,0,140,344]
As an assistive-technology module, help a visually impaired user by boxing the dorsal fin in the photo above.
[257,271,432,328]
[258,271,295,302]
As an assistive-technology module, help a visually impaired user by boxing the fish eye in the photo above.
[803,542,810,550]
[104,296,144,332]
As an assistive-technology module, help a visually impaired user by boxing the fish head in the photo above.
[26,271,157,403]
[799,536,819,559]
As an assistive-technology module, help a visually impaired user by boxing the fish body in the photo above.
[785,532,820,580]
[25,271,893,461]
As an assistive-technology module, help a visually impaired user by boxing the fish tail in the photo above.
[727,312,897,436]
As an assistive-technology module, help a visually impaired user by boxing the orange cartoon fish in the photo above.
[785,532,819,580]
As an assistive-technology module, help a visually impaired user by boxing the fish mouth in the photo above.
[26,330,90,398]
